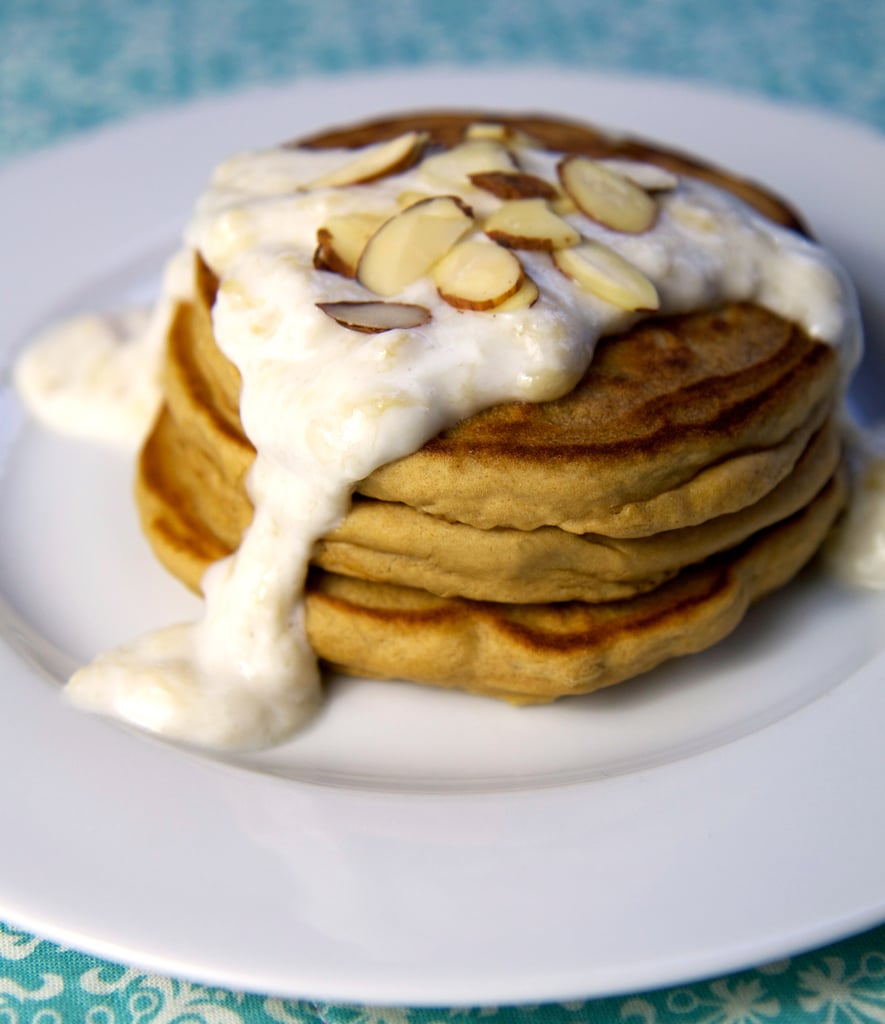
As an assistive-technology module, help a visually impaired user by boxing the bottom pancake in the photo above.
[304,471,845,703]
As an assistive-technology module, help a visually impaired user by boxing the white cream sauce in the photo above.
[14,134,865,750]
[14,249,194,447]
[825,421,885,588]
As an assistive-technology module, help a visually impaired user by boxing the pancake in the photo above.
[139,382,840,604]
[138,379,845,701]
[314,417,841,602]
[144,251,840,546]
[137,281,841,592]
[131,109,852,711]
[358,307,837,535]
[305,472,845,702]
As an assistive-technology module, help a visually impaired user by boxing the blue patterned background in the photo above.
[3,0,885,163]
[3,917,885,1023]
[2,1,885,1022]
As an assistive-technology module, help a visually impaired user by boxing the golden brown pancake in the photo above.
[136,282,840,590]
[133,110,849,704]
[314,417,840,602]
[305,473,844,702]
[358,307,838,534]
[147,253,840,542]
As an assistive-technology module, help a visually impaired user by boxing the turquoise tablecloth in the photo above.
[2,1,885,1021]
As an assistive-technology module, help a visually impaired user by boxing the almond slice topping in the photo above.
[316,300,431,333]
[396,189,428,209]
[552,241,660,311]
[667,199,719,233]
[307,132,428,188]
[464,122,511,143]
[468,171,558,201]
[357,195,474,296]
[419,140,517,190]
[549,193,578,216]
[432,239,525,311]
[558,155,658,234]
[601,159,679,192]
[314,212,387,278]
[484,198,580,250]
[464,122,542,149]
[493,275,540,312]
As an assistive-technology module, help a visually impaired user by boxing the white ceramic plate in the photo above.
[1,69,884,1008]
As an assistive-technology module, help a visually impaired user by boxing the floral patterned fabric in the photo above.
[3,0,885,163]
[2,920,885,1023]
[2,0,885,1021]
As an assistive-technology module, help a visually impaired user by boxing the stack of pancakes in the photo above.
[135,113,846,704]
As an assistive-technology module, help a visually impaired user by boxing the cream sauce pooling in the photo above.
[14,249,194,446]
[35,134,861,750]
[826,422,885,588]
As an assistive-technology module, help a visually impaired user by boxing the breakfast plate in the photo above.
[1,68,884,1007]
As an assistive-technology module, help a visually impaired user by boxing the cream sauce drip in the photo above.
[826,421,885,588]
[14,134,863,749]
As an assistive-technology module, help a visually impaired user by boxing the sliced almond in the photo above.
[601,159,679,192]
[464,122,510,142]
[356,195,474,296]
[549,192,578,216]
[419,140,517,190]
[667,199,718,233]
[308,132,428,188]
[484,198,580,250]
[313,212,387,278]
[553,241,659,311]
[464,122,542,148]
[316,300,431,333]
[432,239,524,311]
[396,189,428,209]
[558,155,657,234]
[493,275,540,312]
[468,170,557,201]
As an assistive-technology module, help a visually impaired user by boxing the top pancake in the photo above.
[181,113,839,537]
[137,111,841,576]
[297,111,809,234]
[166,281,838,548]
[359,304,837,534]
